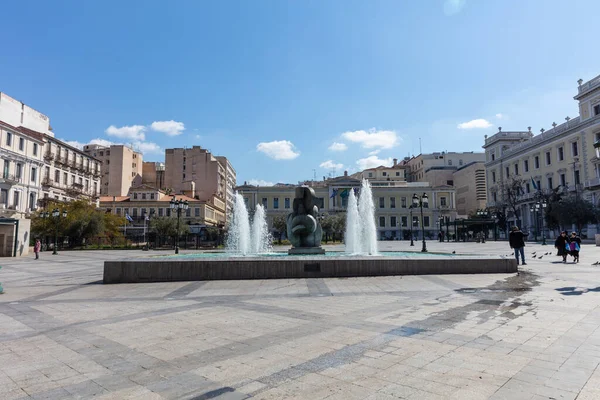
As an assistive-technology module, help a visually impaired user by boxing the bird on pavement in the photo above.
[532,255,537,258]
[452,251,456,254]
[592,262,599,266]
[538,255,543,259]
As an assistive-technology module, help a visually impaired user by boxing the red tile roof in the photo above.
[0,120,46,142]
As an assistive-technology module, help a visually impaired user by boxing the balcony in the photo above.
[43,152,55,161]
[585,177,600,188]
[0,174,20,185]
[42,177,53,187]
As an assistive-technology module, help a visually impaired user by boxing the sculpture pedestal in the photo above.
[288,247,326,255]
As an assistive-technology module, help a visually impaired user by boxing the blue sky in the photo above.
[1,0,599,186]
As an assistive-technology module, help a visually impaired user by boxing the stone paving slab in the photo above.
[1,242,600,398]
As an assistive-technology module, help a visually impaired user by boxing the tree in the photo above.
[548,195,600,235]
[497,176,526,229]
[149,217,190,237]
[332,213,346,242]
[272,215,287,244]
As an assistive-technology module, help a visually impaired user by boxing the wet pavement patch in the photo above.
[190,387,236,400]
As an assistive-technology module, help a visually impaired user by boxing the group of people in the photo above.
[509,226,582,265]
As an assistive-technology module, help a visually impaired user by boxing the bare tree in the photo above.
[497,176,526,229]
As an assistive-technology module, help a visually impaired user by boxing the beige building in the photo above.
[351,159,409,184]
[216,156,236,220]
[141,161,165,190]
[237,171,457,240]
[99,184,226,227]
[483,73,600,236]
[83,144,143,197]
[0,92,54,137]
[453,161,487,217]
[406,152,485,183]
[164,146,235,220]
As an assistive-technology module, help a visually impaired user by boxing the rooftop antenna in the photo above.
[419,138,422,154]
[313,169,316,181]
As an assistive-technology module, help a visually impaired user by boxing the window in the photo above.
[30,167,37,183]
[195,207,200,217]
[412,216,418,227]
[71,175,75,184]
[423,200,429,208]
[99,151,104,156]
[273,197,279,209]
[401,216,407,227]
[389,216,396,227]
[142,193,146,200]
[85,180,89,190]
[16,164,22,179]
[379,197,385,208]
[537,180,541,190]
[379,216,385,227]
[13,191,20,208]
[514,164,519,175]
[440,197,447,207]
[595,104,600,116]
[424,216,430,227]
[133,193,138,199]
[150,193,155,200]
[396,172,400,176]
[141,208,147,217]
[390,197,396,209]
[44,166,50,178]
[382,172,387,176]
[116,208,122,215]
[284,198,290,209]
[18,138,24,151]
[63,172,67,184]
[524,160,529,172]
[2,160,9,179]
[55,170,60,183]
[493,192,497,202]
[158,208,164,217]
[78,177,82,185]
[547,177,553,189]
[106,150,110,156]
[0,189,7,205]
[447,180,454,186]
[29,193,35,210]
[492,171,496,183]
[558,147,564,161]
[560,173,566,187]
[368,172,373,177]
[572,142,579,157]
[262,198,267,208]
[575,170,581,185]
[33,143,38,156]
[6,132,12,146]
[534,156,540,169]
[186,208,191,217]
[526,183,530,193]
[401,197,407,208]
[545,151,551,165]
[505,167,509,177]
[491,153,495,161]
[132,208,137,217]
[448,160,453,166]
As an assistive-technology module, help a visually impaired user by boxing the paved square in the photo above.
[1,241,600,399]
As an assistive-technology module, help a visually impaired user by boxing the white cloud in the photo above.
[328,142,348,152]
[368,150,381,156]
[150,120,185,136]
[61,139,84,150]
[247,179,274,187]
[133,141,162,155]
[105,125,146,140]
[457,119,492,129]
[319,160,344,170]
[89,138,117,147]
[495,113,504,119]
[256,140,300,160]
[444,0,466,16]
[341,128,399,149]
[356,156,394,170]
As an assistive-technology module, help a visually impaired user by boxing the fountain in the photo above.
[345,180,378,255]
[226,193,271,255]
[104,186,517,284]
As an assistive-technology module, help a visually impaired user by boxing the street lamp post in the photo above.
[530,200,547,245]
[42,208,67,255]
[412,193,428,253]
[170,197,189,254]
[445,216,450,242]
[530,204,539,242]
[438,217,444,242]
[409,205,414,246]
[476,209,489,243]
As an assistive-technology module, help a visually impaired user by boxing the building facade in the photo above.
[215,156,236,221]
[0,92,53,137]
[406,152,486,183]
[483,74,600,236]
[164,146,235,220]
[83,144,143,197]
[42,136,102,205]
[141,161,165,190]
[453,161,487,217]
[237,172,457,240]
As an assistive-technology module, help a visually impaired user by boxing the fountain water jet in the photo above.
[345,179,379,255]
[251,204,272,254]
[227,193,272,255]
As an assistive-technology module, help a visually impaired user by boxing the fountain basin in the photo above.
[103,253,517,283]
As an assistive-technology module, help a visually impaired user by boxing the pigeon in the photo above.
[532,252,537,255]
[592,262,599,266]
[538,255,543,259]
[532,255,537,258]
[452,251,456,254]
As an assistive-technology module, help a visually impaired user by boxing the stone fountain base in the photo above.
[288,247,326,255]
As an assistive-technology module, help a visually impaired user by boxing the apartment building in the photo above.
[453,161,487,217]
[164,146,235,220]
[483,73,600,235]
[406,152,485,183]
[41,135,102,205]
[141,161,165,190]
[83,144,143,197]
[99,184,226,227]
[0,92,53,137]
[351,159,409,185]
[215,156,236,221]
[237,171,457,240]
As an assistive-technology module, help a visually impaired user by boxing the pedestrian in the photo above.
[554,231,570,263]
[509,226,528,265]
[569,232,582,263]
[34,238,41,260]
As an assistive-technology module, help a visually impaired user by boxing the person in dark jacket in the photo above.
[509,226,528,265]
[569,232,582,263]
[555,231,570,263]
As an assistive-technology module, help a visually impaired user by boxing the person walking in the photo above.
[569,232,582,263]
[33,239,41,260]
[509,226,528,265]
[555,231,570,263]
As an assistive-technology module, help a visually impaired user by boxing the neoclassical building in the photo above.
[483,74,600,236]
